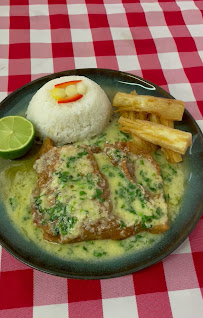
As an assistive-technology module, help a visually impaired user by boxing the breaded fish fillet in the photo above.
[31,138,168,243]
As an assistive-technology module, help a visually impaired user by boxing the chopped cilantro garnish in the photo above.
[120,220,126,228]
[93,250,107,257]
[80,191,86,196]
[108,171,115,177]
[93,188,104,202]
[119,172,124,178]
[119,130,131,140]
[78,149,88,157]
[8,197,17,210]
[141,215,153,229]
[164,193,170,203]
[168,164,177,175]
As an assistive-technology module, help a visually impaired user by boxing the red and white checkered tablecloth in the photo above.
[0,0,203,317]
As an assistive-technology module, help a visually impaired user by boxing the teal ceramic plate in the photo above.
[0,69,202,279]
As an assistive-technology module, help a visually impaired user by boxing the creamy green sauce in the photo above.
[95,152,167,229]
[153,151,185,221]
[76,113,132,148]
[0,116,185,261]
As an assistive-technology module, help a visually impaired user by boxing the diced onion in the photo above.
[65,85,78,97]
[76,82,87,95]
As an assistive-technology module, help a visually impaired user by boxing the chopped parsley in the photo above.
[78,148,88,158]
[119,130,131,141]
[93,188,105,202]
[164,193,170,203]
[34,197,78,236]
[93,250,107,258]
[80,191,86,196]
[8,197,17,210]
[139,170,161,192]
[120,220,126,228]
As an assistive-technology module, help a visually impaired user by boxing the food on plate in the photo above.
[51,80,86,103]
[0,116,34,160]
[1,113,186,259]
[31,138,168,243]
[114,91,192,163]
[26,76,112,145]
[148,114,182,164]
[0,79,190,260]
[113,92,185,121]
[118,117,192,154]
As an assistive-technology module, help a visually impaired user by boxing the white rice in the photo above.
[26,76,112,145]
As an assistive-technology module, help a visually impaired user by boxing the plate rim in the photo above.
[0,68,203,279]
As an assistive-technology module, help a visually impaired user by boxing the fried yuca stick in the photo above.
[149,114,170,157]
[130,90,138,96]
[149,114,182,162]
[172,151,182,162]
[137,112,148,120]
[120,111,129,118]
[113,92,185,121]
[122,111,156,151]
[133,112,141,119]
[159,118,182,162]
[160,118,174,128]
[128,111,136,120]
[129,91,143,119]
[118,117,192,155]
[149,113,160,124]
[161,148,182,163]
[131,133,157,152]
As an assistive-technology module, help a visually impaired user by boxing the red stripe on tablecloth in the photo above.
[68,279,102,302]
[0,269,33,310]
[133,262,167,295]
[48,0,75,72]
[8,1,31,92]
[192,252,203,288]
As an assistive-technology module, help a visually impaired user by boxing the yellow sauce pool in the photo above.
[0,116,185,261]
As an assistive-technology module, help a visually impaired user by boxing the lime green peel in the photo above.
[0,116,35,159]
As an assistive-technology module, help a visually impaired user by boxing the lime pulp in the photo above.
[0,116,35,159]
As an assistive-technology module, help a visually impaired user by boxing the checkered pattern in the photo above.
[0,0,203,317]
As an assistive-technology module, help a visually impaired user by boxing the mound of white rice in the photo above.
[26,76,112,145]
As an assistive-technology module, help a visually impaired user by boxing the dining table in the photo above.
[0,0,203,317]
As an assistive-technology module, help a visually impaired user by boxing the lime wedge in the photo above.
[0,116,35,159]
